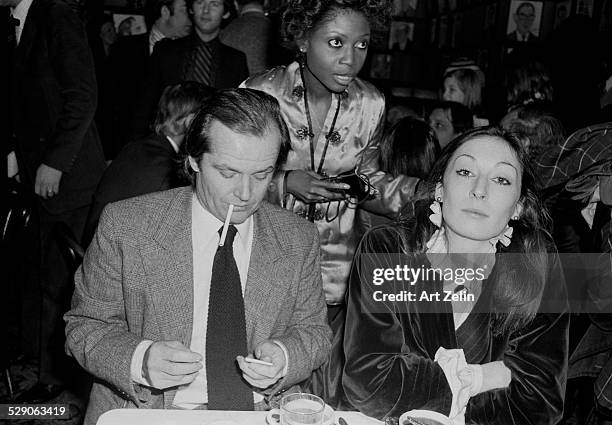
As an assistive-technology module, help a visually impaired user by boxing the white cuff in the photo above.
[271,340,289,377]
[466,364,483,396]
[7,151,18,178]
[130,340,154,386]
[479,361,511,393]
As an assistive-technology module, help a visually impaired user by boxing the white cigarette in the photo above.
[219,204,234,246]
[244,357,273,366]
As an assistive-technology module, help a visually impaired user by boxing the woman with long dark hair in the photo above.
[342,127,569,424]
[242,0,419,318]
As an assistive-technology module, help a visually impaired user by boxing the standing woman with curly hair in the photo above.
[242,0,420,320]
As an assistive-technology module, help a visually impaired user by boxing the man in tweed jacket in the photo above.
[64,89,331,425]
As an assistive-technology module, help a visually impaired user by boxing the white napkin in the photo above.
[434,348,483,425]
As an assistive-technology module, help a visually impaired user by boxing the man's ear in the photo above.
[223,10,230,19]
[161,5,171,20]
[183,113,196,130]
[188,156,200,172]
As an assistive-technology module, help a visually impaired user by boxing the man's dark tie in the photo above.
[206,225,254,410]
[191,41,214,86]
[7,15,18,50]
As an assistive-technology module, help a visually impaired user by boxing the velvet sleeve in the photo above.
[466,255,569,424]
[342,227,453,420]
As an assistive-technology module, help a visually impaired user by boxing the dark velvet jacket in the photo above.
[340,224,569,424]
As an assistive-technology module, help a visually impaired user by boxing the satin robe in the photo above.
[243,62,419,303]
[342,224,569,424]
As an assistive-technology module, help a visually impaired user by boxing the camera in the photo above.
[323,169,370,202]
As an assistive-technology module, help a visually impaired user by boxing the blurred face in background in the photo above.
[99,21,117,46]
[165,0,192,38]
[191,0,229,41]
[118,18,134,36]
[442,76,466,105]
[429,107,456,148]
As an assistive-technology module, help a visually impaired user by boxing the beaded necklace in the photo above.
[298,63,342,222]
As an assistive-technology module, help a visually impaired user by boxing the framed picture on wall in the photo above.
[429,18,438,45]
[575,0,594,16]
[437,0,447,14]
[371,27,389,50]
[392,0,418,18]
[450,13,462,47]
[601,0,612,31]
[370,54,393,79]
[484,3,497,30]
[506,1,543,43]
[388,21,415,50]
[554,0,572,28]
[112,14,147,36]
[438,16,448,48]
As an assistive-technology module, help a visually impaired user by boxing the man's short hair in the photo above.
[153,82,214,137]
[145,0,175,28]
[235,0,263,7]
[187,0,233,15]
[182,88,291,184]
[516,2,535,15]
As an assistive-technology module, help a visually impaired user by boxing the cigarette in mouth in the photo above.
[219,204,234,247]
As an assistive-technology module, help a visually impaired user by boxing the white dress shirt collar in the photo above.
[193,194,253,248]
[12,0,34,44]
[165,135,180,154]
[149,26,166,54]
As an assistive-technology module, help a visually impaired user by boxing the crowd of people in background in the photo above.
[2,0,612,423]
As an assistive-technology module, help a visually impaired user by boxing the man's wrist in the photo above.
[130,340,154,386]
[271,340,289,377]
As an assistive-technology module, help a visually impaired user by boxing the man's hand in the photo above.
[142,340,203,390]
[35,164,63,199]
[237,340,286,389]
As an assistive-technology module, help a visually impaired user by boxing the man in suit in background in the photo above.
[220,0,271,75]
[129,0,248,139]
[65,89,331,425]
[82,82,213,248]
[110,0,192,150]
[0,0,106,402]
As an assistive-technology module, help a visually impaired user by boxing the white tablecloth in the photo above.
[96,408,384,425]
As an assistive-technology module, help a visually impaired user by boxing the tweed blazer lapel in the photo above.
[244,202,286,349]
[142,187,194,347]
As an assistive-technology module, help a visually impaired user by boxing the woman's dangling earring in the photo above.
[489,224,514,249]
[298,46,306,67]
[429,196,442,228]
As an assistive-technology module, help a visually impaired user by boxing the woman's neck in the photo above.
[303,63,332,103]
[444,226,492,254]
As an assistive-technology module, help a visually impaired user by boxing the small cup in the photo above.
[266,393,325,425]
